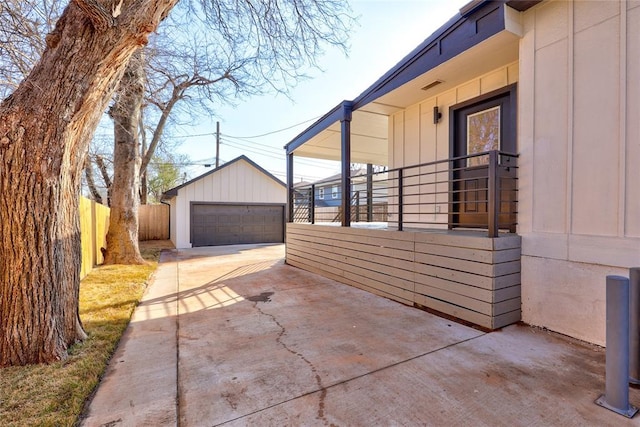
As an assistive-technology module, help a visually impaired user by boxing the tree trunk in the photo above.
[140,117,148,205]
[140,170,148,205]
[0,0,177,366]
[104,51,146,265]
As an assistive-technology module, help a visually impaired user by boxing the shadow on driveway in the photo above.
[82,244,640,427]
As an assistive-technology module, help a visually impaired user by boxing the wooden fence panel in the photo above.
[80,197,93,279]
[138,204,169,241]
[79,197,110,279]
[93,202,110,265]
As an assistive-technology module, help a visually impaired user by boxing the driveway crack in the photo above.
[252,298,333,426]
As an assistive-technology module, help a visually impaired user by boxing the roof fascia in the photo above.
[283,0,539,157]
[285,101,353,155]
[241,156,287,188]
[353,1,507,110]
[162,155,285,198]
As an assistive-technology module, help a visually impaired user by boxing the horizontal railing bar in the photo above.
[291,150,518,233]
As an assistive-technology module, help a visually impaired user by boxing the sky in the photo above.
[170,0,470,184]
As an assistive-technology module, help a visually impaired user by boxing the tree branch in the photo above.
[84,157,103,204]
[95,155,112,206]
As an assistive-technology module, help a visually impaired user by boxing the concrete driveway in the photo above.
[81,244,640,426]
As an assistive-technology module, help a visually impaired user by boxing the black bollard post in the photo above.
[596,275,638,418]
[631,268,640,385]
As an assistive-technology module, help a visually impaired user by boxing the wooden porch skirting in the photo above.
[286,223,521,330]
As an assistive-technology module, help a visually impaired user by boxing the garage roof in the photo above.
[162,155,285,199]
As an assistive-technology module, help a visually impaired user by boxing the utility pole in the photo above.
[215,121,220,168]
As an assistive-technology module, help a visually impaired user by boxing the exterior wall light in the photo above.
[433,106,442,124]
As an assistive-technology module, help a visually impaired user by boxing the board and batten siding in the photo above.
[169,158,286,248]
[286,223,521,330]
[516,0,640,346]
[387,62,519,227]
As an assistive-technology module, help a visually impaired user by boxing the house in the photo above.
[292,167,389,224]
[284,0,639,346]
[163,155,286,249]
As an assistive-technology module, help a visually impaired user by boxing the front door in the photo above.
[450,85,517,230]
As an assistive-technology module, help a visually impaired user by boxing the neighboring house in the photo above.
[284,0,639,346]
[163,155,286,249]
[294,169,389,223]
[311,168,388,208]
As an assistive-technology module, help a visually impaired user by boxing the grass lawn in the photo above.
[0,241,169,427]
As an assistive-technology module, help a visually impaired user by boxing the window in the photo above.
[466,105,500,167]
[318,187,324,199]
[332,185,339,199]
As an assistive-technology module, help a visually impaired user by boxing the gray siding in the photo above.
[286,223,521,330]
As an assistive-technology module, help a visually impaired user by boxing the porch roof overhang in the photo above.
[284,0,537,166]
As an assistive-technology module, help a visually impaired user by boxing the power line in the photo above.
[219,139,338,172]
[176,131,215,138]
[153,158,325,182]
[221,135,283,155]
[219,138,284,160]
[166,114,321,141]
[220,136,339,170]
[223,115,322,139]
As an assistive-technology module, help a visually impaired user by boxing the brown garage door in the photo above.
[190,203,284,247]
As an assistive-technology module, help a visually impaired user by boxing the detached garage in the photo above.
[163,156,287,249]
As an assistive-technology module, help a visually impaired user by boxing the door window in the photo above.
[467,106,500,167]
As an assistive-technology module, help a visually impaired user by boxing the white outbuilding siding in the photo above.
[164,156,286,249]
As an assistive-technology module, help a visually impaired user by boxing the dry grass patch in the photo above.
[0,243,168,426]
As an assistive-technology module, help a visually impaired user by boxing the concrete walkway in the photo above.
[81,244,640,426]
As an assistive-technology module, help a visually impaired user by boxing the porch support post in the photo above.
[341,101,353,227]
[366,163,373,222]
[287,152,294,222]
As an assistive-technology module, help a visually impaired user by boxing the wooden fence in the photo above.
[79,197,110,279]
[138,204,169,241]
[79,200,169,279]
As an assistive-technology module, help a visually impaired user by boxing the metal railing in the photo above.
[290,150,518,237]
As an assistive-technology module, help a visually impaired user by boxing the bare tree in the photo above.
[104,50,146,264]
[0,0,179,366]
[0,0,353,366]
[0,0,66,96]
[146,152,189,203]
[103,0,354,264]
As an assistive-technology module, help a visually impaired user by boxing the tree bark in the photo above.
[104,51,146,265]
[139,118,148,205]
[0,0,177,366]
[140,170,148,205]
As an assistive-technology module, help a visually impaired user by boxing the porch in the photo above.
[287,224,521,330]
[284,2,526,330]
[287,151,520,330]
